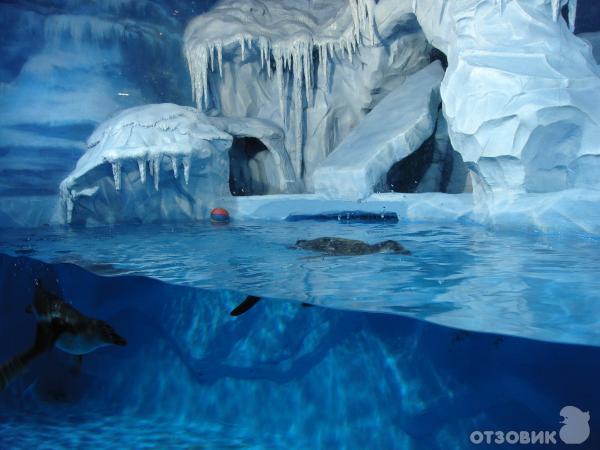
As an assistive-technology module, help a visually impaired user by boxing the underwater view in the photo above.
[1,0,600,448]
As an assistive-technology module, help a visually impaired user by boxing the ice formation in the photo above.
[410,0,600,196]
[0,0,198,226]
[59,104,232,225]
[3,0,600,233]
[313,62,445,200]
[184,0,599,202]
[183,0,431,188]
[206,116,301,194]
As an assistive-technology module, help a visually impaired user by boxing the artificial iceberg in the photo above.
[0,0,596,234]
[49,0,599,234]
[59,104,232,225]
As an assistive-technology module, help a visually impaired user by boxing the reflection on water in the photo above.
[0,221,599,345]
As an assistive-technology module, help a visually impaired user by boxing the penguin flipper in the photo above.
[230,296,262,316]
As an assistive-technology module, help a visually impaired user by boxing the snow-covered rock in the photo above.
[0,0,204,226]
[413,0,600,194]
[183,0,432,190]
[312,62,444,200]
[60,104,232,225]
[184,0,600,201]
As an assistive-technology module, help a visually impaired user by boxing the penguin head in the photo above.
[380,240,411,255]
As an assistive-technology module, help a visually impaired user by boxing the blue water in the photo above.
[1,221,599,345]
[1,222,599,448]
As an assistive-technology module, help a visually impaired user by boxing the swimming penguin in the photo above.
[291,237,411,256]
[0,279,126,391]
[230,296,315,317]
[27,279,127,355]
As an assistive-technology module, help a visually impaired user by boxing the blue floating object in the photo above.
[286,210,399,224]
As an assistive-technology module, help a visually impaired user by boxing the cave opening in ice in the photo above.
[379,136,437,194]
[229,137,275,196]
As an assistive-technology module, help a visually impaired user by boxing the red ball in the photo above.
[210,207,230,223]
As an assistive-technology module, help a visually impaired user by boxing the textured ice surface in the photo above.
[59,104,232,225]
[184,0,431,189]
[313,62,444,199]
[414,0,600,194]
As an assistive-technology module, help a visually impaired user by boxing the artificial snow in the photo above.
[312,62,444,200]
[59,103,232,225]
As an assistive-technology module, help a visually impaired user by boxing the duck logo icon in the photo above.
[559,406,590,445]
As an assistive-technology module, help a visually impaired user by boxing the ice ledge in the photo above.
[221,189,600,235]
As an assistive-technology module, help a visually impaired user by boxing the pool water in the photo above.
[0,221,599,449]
[1,221,599,345]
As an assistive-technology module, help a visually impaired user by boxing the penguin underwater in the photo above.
[0,279,126,391]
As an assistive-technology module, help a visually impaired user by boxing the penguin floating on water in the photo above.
[291,237,411,256]
[229,237,411,316]
[0,279,126,391]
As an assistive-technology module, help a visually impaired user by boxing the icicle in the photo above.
[216,41,223,77]
[182,157,191,185]
[292,43,304,178]
[349,0,360,43]
[171,156,179,179]
[365,0,375,43]
[346,37,353,63]
[202,47,209,109]
[111,161,121,191]
[153,157,160,191]
[188,45,210,110]
[209,43,215,72]
[67,197,74,223]
[412,0,417,14]
[349,0,376,45]
[323,43,329,83]
[137,159,146,183]
[302,41,312,106]
[259,41,264,68]
[240,36,245,61]
[551,0,561,21]
[568,0,577,32]
[274,47,285,121]
[259,37,271,76]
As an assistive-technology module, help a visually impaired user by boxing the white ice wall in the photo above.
[413,0,600,194]
[313,62,444,199]
[183,0,431,191]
